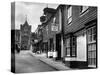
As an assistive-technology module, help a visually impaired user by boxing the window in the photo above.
[87,26,96,66]
[53,17,56,24]
[71,37,76,56]
[66,38,70,56]
[50,38,54,51]
[87,26,96,43]
[80,6,89,14]
[66,36,76,57]
[46,25,48,34]
[67,6,72,24]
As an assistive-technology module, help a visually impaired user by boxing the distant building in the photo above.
[15,29,20,45]
[20,19,31,50]
[33,25,43,53]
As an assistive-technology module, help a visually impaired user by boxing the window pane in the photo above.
[68,6,72,24]
[88,51,91,58]
[91,51,95,58]
[88,28,92,35]
[68,17,72,23]
[68,6,72,18]
[91,58,93,65]
[90,35,92,42]
[53,17,56,23]
[88,45,92,51]
[72,37,76,46]
[72,47,75,56]
[80,6,83,12]
[82,6,89,12]
[94,58,96,65]
[92,44,96,51]
[88,58,92,65]
[66,48,70,56]
[92,26,96,34]
[94,51,96,58]
[93,34,96,41]
[66,38,70,47]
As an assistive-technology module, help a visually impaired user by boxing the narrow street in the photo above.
[15,52,57,73]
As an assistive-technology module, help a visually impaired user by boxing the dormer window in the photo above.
[67,6,72,24]
[80,6,89,14]
[53,17,56,24]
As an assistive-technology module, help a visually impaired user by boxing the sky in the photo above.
[15,2,58,32]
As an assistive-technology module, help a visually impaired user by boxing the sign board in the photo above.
[51,24,58,31]
[34,40,38,43]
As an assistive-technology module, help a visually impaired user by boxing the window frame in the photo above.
[67,6,72,24]
[87,26,96,66]
[80,6,89,15]
[66,36,77,57]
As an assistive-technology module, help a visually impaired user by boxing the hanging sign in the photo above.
[51,23,58,31]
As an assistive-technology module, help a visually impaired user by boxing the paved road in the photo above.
[15,52,57,73]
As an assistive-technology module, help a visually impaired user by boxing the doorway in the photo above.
[56,34,61,60]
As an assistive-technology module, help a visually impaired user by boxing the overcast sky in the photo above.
[15,2,58,32]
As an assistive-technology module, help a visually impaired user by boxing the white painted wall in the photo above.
[77,34,87,61]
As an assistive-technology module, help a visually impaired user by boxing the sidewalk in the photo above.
[29,52,71,71]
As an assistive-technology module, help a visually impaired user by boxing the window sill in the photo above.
[88,41,96,44]
[65,56,77,57]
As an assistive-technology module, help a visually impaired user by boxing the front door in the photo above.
[56,34,61,60]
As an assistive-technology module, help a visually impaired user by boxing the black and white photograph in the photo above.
[11,1,97,73]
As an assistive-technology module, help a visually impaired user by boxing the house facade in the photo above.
[62,5,97,68]
[40,7,63,59]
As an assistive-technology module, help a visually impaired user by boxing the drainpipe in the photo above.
[61,5,64,59]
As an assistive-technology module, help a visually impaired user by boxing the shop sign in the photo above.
[51,25,58,31]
